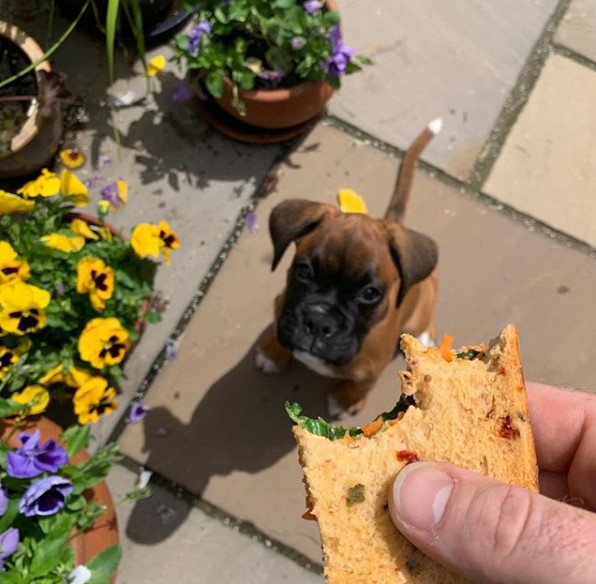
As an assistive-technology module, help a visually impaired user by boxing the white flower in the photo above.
[136,469,153,490]
[66,565,92,584]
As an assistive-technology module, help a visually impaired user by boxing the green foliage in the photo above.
[175,0,367,112]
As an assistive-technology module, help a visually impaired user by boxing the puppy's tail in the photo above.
[385,117,442,222]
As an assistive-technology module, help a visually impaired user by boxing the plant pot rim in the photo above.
[223,76,331,103]
[0,20,51,160]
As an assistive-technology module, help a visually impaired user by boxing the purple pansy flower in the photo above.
[7,430,68,479]
[304,0,323,14]
[188,21,211,57]
[0,527,19,571]
[100,182,120,208]
[128,400,150,424]
[165,338,178,361]
[19,476,73,517]
[245,211,258,234]
[325,25,354,77]
[0,485,8,516]
[172,79,195,103]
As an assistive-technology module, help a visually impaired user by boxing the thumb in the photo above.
[389,461,596,584]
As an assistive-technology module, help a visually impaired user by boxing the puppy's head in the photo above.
[269,199,437,367]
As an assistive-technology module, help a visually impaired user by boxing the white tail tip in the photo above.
[428,117,443,135]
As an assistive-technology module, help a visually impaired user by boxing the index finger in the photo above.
[526,382,596,473]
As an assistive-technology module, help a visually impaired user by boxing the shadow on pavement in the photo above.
[125,328,333,545]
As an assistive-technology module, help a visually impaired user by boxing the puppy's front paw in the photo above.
[326,393,352,421]
[416,331,436,348]
[255,335,291,374]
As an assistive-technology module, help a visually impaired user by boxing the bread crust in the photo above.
[293,324,538,583]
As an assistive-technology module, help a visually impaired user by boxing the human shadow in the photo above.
[125,328,333,545]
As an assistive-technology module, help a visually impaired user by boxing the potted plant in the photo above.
[173,0,368,141]
[0,410,123,582]
[0,164,179,420]
[0,21,73,180]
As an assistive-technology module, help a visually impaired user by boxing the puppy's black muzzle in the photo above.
[277,302,358,366]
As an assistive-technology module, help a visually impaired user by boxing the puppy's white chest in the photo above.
[293,351,340,378]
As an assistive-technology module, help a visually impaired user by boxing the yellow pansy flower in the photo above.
[0,190,35,214]
[41,233,86,253]
[70,218,100,241]
[146,54,166,77]
[59,148,85,169]
[131,220,180,265]
[17,168,61,198]
[0,345,19,380]
[60,169,89,207]
[0,241,30,285]
[39,364,65,386]
[76,257,115,311]
[11,385,50,415]
[337,189,368,214]
[78,317,130,369]
[65,366,93,388]
[73,376,118,424]
[0,282,51,335]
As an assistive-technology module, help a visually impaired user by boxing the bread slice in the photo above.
[289,325,538,583]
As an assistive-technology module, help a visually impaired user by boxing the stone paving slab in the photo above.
[119,122,596,563]
[107,464,323,583]
[555,0,596,62]
[330,0,558,180]
[484,54,596,248]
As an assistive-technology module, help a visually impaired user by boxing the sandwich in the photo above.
[287,324,538,583]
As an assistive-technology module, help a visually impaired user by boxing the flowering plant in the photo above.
[0,416,125,582]
[0,164,179,424]
[174,0,368,113]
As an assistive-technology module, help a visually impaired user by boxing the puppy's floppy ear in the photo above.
[386,223,438,306]
[269,199,339,271]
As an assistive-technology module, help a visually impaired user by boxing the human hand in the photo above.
[388,382,596,583]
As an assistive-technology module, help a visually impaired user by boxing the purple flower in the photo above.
[291,36,306,50]
[55,281,65,297]
[128,400,150,424]
[0,486,7,516]
[165,338,178,361]
[0,527,19,571]
[257,65,285,88]
[245,211,258,234]
[304,0,323,14]
[7,430,68,479]
[100,182,121,208]
[325,25,354,77]
[172,79,195,103]
[19,476,73,517]
[188,21,211,57]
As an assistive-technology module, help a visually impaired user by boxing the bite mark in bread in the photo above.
[289,325,539,584]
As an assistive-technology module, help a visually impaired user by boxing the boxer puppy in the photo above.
[256,120,442,418]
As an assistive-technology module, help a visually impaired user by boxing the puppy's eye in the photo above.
[357,285,382,305]
[295,262,313,283]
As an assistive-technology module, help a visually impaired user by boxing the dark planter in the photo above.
[58,0,192,45]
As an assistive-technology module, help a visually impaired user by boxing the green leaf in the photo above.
[29,533,69,577]
[205,70,225,98]
[273,0,295,8]
[60,424,91,457]
[87,545,122,582]
[106,0,121,82]
[323,10,341,25]
[143,310,162,324]
[0,398,25,419]
[0,499,19,534]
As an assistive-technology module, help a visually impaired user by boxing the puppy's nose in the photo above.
[303,306,339,339]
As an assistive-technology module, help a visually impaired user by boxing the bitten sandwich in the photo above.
[287,325,538,583]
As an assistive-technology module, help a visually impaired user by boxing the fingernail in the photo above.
[390,462,454,532]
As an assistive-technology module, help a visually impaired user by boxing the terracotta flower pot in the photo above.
[0,416,120,580]
[0,21,64,180]
[195,0,339,142]
[215,77,334,131]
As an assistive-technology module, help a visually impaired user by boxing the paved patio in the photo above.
[3,0,596,581]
